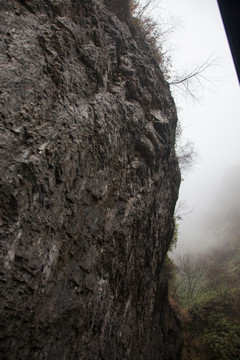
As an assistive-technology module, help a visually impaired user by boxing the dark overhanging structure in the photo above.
[217,0,240,83]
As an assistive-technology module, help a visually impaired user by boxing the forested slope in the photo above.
[172,167,240,360]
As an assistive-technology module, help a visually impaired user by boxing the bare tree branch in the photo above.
[175,201,193,220]
[176,139,198,172]
[169,56,217,100]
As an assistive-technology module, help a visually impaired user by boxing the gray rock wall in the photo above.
[0,0,182,359]
[104,0,130,21]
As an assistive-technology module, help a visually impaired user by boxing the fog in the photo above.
[176,166,240,256]
[151,0,240,255]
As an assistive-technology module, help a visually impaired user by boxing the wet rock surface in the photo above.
[0,0,182,359]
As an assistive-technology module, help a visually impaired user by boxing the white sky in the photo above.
[152,0,240,254]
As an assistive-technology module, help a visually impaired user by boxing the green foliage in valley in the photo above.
[172,237,240,360]
[170,168,240,359]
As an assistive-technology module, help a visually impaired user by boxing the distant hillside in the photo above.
[173,166,240,359]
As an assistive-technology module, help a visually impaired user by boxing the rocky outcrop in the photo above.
[0,0,182,359]
[104,0,130,21]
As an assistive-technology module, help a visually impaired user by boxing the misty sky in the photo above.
[152,0,240,254]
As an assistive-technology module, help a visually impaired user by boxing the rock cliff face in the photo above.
[0,0,182,359]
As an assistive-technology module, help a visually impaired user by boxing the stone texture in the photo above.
[0,0,182,359]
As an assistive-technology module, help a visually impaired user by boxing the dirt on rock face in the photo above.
[0,1,182,359]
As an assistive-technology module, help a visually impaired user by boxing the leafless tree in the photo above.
[176,139,198,172]
[169,57,217,100]
[131,1,217,99]
[174,253,207,306]
[174,201,193,221]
